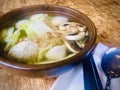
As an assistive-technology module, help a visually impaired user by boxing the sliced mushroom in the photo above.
[59,22,86,35]
[77,24,86,32]
[66,26,79,35]
[76,41,86,48]
[85,31,89,36]
[59,22,78,31]
[64,40,82,53]
[65,32,86,41]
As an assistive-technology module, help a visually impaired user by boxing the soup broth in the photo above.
[0,13,88,64]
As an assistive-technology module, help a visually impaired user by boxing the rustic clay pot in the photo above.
[0,4,96,77]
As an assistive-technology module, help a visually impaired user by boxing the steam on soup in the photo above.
[0,13,88,64]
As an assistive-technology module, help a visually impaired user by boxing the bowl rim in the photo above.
[0,4,97,70]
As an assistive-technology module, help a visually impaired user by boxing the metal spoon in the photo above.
[101,47,120,90]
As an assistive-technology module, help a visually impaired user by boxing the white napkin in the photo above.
[50,43,120,90]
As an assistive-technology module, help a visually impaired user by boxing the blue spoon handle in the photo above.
[105,77,111,90]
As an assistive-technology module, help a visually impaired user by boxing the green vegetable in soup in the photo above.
[18,21,36,37]
[0,28,7,42]
[4,27,21,51]
[37,47,50,61]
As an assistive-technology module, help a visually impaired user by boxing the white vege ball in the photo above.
[51,16,68,26]
[45,45,67,60]
[8,41,39,63]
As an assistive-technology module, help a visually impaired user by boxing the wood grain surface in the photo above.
[0,0,120,90]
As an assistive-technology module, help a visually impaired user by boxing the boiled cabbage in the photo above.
[4,27,21,51]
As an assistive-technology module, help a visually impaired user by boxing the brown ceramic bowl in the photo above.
[0,5,96,77]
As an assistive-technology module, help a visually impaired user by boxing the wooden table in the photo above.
[0,0,120,90]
